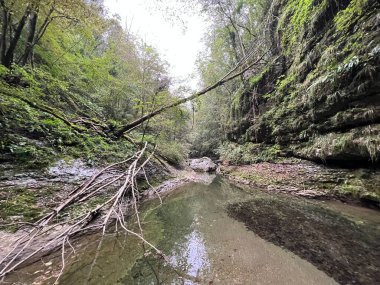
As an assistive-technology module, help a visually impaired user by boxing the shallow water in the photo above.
[5,176,379,285]
[323,200,380,229]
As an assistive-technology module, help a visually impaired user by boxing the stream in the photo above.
[4,176,380,285]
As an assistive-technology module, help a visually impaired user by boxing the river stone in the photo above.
[187,157,217,172]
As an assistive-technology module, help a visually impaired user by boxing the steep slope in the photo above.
[229,0,379,165]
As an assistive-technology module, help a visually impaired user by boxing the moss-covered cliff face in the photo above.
[229,0,380,165]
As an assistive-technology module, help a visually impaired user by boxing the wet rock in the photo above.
[187,157,217,172]
[47,159,98,182]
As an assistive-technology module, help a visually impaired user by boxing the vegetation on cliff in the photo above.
[3,0,377,169]
[190,0,379,167]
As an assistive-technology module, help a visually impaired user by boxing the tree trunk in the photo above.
[0,4,8,63]
[112,51,269,137]
[3,6,30,68]
[20,9,38,66]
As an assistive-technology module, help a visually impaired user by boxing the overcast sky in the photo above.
[103,0,209,89]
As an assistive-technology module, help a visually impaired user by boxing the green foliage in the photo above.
[0,65,9,76]
[0,188,42,223]
[0,0,190,168]
[157,141,187,165]
[218,142,254,164]
[189,0,271,157]
[249,64,271,88]
[278,0,314,53]
[278,0,333,54]
[218,142,281,164]
[280,0,313,46]
[276,72,298,96]
[334,0,368,32]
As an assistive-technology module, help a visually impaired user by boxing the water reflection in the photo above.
[6,177,348,285]
[169,226,211,280]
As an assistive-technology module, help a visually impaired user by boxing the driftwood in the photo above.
[0,142,209,284]
[0,143,166,282]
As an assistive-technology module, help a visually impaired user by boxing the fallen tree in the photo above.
[112,48,271,138]
[0,143,164,281]
[1,47,270,141]
[0,142,212,283]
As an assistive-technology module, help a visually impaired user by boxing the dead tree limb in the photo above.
[113,49,270,137]
[2,89,85,133]
[0,143,162,280]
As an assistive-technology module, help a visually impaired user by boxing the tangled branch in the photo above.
[0,143,166,281]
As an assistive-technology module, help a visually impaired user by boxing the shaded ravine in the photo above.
[4,176,380,285]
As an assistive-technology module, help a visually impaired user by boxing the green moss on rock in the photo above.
[0,188,43,224]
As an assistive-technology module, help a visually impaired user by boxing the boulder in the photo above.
[187,157,217,172]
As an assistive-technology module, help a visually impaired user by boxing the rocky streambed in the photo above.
[3,175,380,285]
[0,157,379,285]
[220,160,380,284]
[227,196,380,285]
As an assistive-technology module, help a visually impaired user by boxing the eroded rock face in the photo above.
[187,157,217,172]
[228,0,380,164]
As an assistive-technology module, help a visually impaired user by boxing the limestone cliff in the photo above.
[229,0,379,165]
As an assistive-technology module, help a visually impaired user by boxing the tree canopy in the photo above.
[0,0,190,166]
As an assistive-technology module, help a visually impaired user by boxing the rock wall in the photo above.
[229,0,380,165]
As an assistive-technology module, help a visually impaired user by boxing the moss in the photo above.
[0,64,9,76]
[334,0,368,32]
[339,184,364,196]
[336,178,380,202]
[0,81,136,168]
[0,188,44,224]
[278,0,329,54]
[276,72,298,96]
[249,64,271,88]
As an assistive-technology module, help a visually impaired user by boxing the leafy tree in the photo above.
[0,0,190,165]
[187,0,271,156]
[0,0,98,67]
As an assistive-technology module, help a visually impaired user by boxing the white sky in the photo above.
[104,0,209,89]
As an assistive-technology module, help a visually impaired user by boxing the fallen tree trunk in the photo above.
[0,143,159,280]
[113,50,270,138]
[2,89,86,133]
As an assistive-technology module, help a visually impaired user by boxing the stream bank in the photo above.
[219,159,380,207]
[3,176,380,285]
[0,158,211,269]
